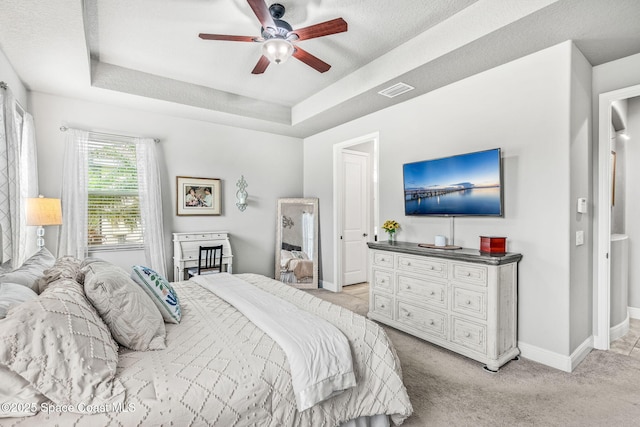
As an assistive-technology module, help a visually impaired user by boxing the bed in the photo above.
[0,251,412,426]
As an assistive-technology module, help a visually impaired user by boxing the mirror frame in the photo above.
[275,198,319,289]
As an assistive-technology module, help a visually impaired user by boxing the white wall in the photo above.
[304,42,577,362]
[30,92,303,279]
[626,97,640,308]
[0,48,27,107]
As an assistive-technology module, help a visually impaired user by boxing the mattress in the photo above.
[5,273,412,426]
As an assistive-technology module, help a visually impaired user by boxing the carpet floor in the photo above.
[305,288,640,427]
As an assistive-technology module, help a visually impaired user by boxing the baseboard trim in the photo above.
[610,314,630,342]
[518,336,593,372]
[628,306,640,319]
[321,280,338,292]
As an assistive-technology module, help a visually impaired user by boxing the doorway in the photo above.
[595,83,640,349]
[332,133,379,293]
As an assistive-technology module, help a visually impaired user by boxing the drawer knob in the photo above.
[429,320,435,326]
[406,285,411,290]
[430,291,435,295]
[466,300,472,305]
[427,266,434,270]
[379,304,385,308]
[465,272,471,276]
[380,257,385,262]
[465,332,471,338]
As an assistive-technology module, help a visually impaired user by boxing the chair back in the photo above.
[197,245,224,274]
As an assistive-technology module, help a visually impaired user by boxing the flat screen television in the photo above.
[403,148,503,216]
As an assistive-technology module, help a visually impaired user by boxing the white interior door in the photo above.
[341,150,370,286]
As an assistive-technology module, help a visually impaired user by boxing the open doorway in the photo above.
[331,133,379,293]
[595,84,640,349]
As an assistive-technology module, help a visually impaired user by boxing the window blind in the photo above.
[87,137,143,247]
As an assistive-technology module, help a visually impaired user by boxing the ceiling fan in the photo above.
[199,0,348,74]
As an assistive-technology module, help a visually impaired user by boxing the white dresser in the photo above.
[367,241,522,372]
[173,231,233,281]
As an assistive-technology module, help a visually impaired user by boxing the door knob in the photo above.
[363,233,368,237]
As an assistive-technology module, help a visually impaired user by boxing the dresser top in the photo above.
[367,241,522,265]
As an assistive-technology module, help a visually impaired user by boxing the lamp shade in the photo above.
[26,197,62,226]
[262,38,294,64]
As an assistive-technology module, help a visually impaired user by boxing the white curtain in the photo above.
[57,129,89,259]
[0,88,38,267]
[135,137,167,277]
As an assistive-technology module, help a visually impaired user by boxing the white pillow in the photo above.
[0,282,38,319]
[83,261,166,351]
[0,278,125,412]
[131,266,181,323]
[0,248,55,292]
[0,366,48,418]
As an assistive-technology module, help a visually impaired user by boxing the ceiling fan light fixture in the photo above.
[262,38,294,64]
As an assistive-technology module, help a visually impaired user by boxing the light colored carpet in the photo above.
[305,288,640,426]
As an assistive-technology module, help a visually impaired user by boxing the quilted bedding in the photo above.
[5,273,412,426]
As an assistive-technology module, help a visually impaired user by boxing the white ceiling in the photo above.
[1,0,640,138]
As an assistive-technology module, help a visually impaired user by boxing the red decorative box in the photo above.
[480,236,506,254]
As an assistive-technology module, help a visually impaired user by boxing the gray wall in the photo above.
[627,97,640,308]
[568,44,593,353]
[31,92,303,279]
[304,41,576,359]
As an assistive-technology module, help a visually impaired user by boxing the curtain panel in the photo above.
[135,137,167,277]
[0,88,39,267]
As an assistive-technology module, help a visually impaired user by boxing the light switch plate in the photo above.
[576,230,584,246]
[577,198,588,213]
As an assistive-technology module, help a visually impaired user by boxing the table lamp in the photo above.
[26,195,62,249]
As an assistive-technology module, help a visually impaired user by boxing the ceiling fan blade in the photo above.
[199,33,257,42]
[251,55,271,74]
[292,47,331,73]
[247,0,277,31]
[292,18,347,41]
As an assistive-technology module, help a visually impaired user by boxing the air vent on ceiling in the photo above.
[378,82,415,98]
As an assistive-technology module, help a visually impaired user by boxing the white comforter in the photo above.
[192,273,356,411]
[7,274,412,426]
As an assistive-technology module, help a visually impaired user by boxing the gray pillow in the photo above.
[83,261,166,351]
[0,248,55,292]
[0,282,38,319]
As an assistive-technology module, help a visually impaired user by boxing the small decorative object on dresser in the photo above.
[480,236,507,254]
[173,231,233,281]
[367,240,522,372]
[176,176,221,215]
[381,220,400,243]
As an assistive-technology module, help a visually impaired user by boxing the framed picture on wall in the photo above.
[176,176,221,215]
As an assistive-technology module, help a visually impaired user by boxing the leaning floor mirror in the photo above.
[275,198,319,289]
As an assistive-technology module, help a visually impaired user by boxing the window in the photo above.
[87,137,143,247]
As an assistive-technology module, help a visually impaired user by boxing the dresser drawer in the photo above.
[451,262,487,286]
[372,269,394,293]
[174,232,228,242]
[397,255,447,279]
[451,285,487,320]
[451,317,486,354]
[371,293,393,319]
[372,251,394,269]
[397,301,447,337]
[397,274,446,308]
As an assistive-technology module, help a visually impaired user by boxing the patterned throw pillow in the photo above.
[0,278,125,411]
[131,266,181,323]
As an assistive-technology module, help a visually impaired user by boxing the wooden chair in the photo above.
[187,245,224,277]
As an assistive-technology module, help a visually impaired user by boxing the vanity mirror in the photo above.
[275,198,319,289]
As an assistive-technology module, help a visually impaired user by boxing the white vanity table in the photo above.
[172,231,233,281]
[367,241,522,372]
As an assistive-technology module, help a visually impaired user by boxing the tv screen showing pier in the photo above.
[403,148,503,216]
